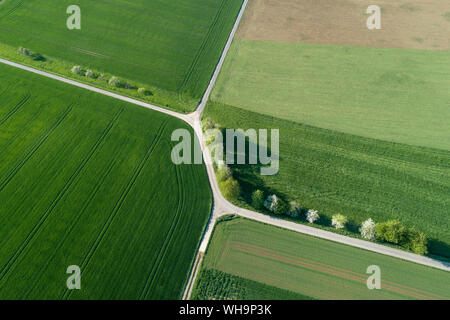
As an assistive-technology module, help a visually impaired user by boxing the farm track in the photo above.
[0,0,448,299]
[138,164,185,300]
[0,93,30,127]
[0,104,72,193]
[0,107,122,284]
[63,120,168,299]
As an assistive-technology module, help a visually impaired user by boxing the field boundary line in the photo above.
[183,251,204,300]
[62,121,168,299]
[0,106,121,283]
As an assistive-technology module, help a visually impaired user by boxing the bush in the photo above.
[376,220,428,255]
[375,220,406,244]
[137,87,152,96]
[306,209,319,224]
[331,214,347,229]
[404,229,428,255]
[206,128,222,146]
[202,117,216,131]
[85,69,95,78]
[216,165,232,182]
[17,47,31,56]
[125,82,133,89]
[360,218,376,240]
[287,201,302,218]
[274,198,288,215]
[251,190,265,210]
[108,76,121,87]
[71,65,83,75]
[264,194,278,212]
[219,178,240,200]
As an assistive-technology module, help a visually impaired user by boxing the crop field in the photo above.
[212,40,450,150]
[192,268,313,300]
[238,0,450,50]
[206,0,450,258]
[205,103,450,258]
[0,0,244,111]
[0,63,212,299]
[197,217,450,300]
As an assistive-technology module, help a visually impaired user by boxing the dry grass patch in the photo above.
[237,0,450,50]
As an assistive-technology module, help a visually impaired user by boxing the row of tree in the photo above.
[251,189,428,255]
[205,120,428,256]
[70,65,150,95]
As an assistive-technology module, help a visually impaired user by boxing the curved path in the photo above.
[0,0,448,301]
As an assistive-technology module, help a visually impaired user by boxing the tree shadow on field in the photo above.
[428,239,450,260]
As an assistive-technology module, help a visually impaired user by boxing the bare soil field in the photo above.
[237,0,450,50]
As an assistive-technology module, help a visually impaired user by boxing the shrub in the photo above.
[287,201,302,218]
[306,209,319,224]
[264,194,278,212]
[138,87,152,96]
[216,165,232,182]
[332,214,347,229]
[274,198,288,215]
[108,76,121,87]
[202,117,216,131]
[375,220,406,244]
[17,47,31,56]
[125,82,133,89]
[404,229,428,255]
[71,65,83,75]
[360,218,376,240]
[219,178,240,200]
[206,128,221,146]
[251,190,265,210]
[85,69,95,78]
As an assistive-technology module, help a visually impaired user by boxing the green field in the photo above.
[197,217,450,300]
[0,63,212,299]
[212,39,450,150]
[192,268,313,300]
[0,0,244,112]
[204,102,450,257]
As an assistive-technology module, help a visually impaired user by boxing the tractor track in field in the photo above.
[0,0,23,19]
[0,107,122,284]
[0,100,48,157]
[0,0,448,301]
[0,104,72,193]
[138,164,185,300]
[0,93,30,127]
[178,0,228,99]
[63,120,167,300]
[23,153,120,298]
